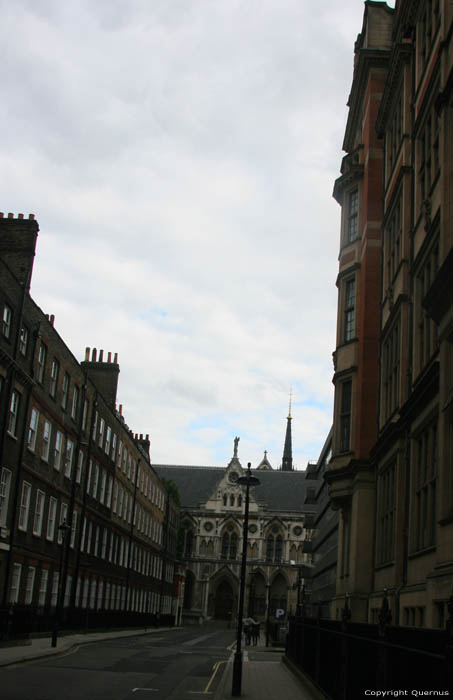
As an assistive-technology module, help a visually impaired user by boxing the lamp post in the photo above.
[232,462,260,697]
[51,520,71,647]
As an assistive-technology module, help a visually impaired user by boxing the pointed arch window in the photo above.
[275,535,283,562]
[266,532,284,563]
[221,532,229,559]
[223,494,227,506]
[221,531,238,560]
[230,495,235,507]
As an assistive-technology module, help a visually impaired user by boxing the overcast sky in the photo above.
[1,0,394,469]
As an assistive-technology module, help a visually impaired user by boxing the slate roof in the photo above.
[153,464,310,513]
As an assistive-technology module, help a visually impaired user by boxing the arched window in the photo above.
[223,494,227,506]
[221,532,229,559]
[275,536,283,562]
[230,494,235,507]
[230,533,238,560]
[266,536,274,562]
[238,495,242,507]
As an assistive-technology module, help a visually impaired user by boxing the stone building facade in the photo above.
[0,213,178,621]
[327,0,453,628]
[154,434,314,625]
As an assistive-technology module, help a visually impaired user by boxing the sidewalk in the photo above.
[213,633,327,700]
[0,626,173,668]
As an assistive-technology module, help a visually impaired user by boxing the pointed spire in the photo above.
[282,390,293,471]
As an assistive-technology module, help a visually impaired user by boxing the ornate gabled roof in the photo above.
[153,463,310,513]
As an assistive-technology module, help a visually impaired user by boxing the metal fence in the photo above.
[0,605,175,642]
[286,601,453,698]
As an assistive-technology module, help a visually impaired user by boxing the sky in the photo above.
[1,0,394,469]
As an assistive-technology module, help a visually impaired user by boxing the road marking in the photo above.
[132,689,159,693]
[205,660,226,693]
[182,633,216,646]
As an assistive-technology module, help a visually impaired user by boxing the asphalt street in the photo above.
[0,622,239,700]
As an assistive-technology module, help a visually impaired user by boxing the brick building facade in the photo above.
[0,213,179,625]
[326,0,453,628]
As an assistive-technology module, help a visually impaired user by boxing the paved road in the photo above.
[0,622,237,700]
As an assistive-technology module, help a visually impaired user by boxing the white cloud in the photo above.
[0,0,386,467]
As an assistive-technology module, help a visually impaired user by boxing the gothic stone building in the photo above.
[154,430,314,624]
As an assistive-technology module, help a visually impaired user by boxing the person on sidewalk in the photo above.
[251,621,260,646]
[243,618,253,646]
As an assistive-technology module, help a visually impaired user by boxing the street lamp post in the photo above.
[232,462,260,697]
[51,520,71,647]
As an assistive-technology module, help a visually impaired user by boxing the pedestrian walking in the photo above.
[251,621,260,646]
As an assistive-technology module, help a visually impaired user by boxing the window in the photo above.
[33,490,45,536]
[2,304,12,339]
[19,326,28,356]
[377,463,396,564]
[417,97,440,206]
[54,431,63,470]
[413,421,437,551]
[111,433,117,461]
[51,572,59,607]
[70,511,78,548]
[339,380,352,453]
[58,503,68,544]
[37,343,47,384]
[8,390,20,436]
[27,408,39,451]
[71,385,79,420]
[387,91,403,174]
[0,467,12,527]
[385,194,402,287]
[10,563,22,603]
[92,464,99,499]
[347,189,358,243]
[417,243,439,373]
[98,418,105,448]
[75,450,84,484]
[42,420,52,461]
[64,438,74,478]
[62,373,69,410]
[99,471,107,504]
[38,569,49,606]
[24,566,36,605]
[344,278,355,342]
[46,497,57,541]
[106,476,113,508]
[50,359,59,398]
[382,319,401,422]
[86,460,93,494]
[82,399,89,431]
[105,426,111,454]
[18,481,32,531]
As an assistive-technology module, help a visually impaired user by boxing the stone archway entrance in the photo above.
[214,580,234,620]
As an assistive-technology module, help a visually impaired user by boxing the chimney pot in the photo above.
[50,314,55,326]
[29,214,35,220]
[146,434,149,441]
[92,348,97,362]
[0,213,3,218]
[85,347,90,361]
[99,349,104,362]
[119,404,123,416]
[107,351,112,363]
[114,352,118,364]
[8,213,14,218]
[18,213,24,219]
